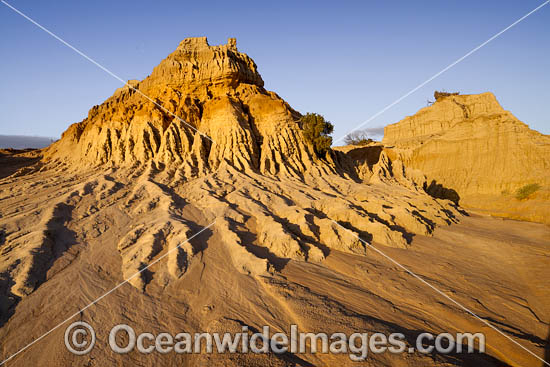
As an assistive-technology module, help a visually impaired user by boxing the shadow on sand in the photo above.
[424,180,461,205]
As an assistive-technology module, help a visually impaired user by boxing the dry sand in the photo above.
[1,38,549,367]
[0,158,548,367]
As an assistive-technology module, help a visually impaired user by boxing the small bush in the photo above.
[301,113,334,156]
[344,130,374,146]
[515,183,541,200]
[434,91,459,101]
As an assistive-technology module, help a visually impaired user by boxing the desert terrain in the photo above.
[0,37,548,366]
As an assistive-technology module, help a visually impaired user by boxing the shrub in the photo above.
[301,113,334,156]
[344,130,374,146]
[434,91,459,101]
[515,183,541,200]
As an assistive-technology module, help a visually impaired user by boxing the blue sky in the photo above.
[1,0,548,142]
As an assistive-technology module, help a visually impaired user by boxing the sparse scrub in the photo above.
[301,112,334,156]
[434,90,460,101]
[344,130,374,146]
[515,183,541,200]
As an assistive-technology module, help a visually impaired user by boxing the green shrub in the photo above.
[515,183,541,200]
[301,113,334,156]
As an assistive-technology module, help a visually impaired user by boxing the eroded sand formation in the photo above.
[0,38,548,366]
[382,92,550,223]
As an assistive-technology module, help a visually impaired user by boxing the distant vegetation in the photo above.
[434,91,460,101]
[344,130,374,146]
[515,183,541,200]
[302,113,334,156]
[427,91,461,106]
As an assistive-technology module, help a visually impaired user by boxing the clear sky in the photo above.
[1,0,548,142]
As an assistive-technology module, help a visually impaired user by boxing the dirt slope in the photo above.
[0,38,548,366]
[382,92,550,223]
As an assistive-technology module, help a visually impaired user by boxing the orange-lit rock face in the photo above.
[383,92,550,223]
[1,38,547,367]
[147,37,264,89]
[4,37,465,297]
[45,38,251,164]
[44,37,324,176]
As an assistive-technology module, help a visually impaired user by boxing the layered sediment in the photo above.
[382,92,550,223]
[3,38,545,367]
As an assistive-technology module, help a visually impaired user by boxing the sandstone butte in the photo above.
[0,38,548,367]
[12,35,461,290]
[381,92,550,224]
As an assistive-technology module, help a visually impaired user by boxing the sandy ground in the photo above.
[0,158,548,367]
[0,149,41,180]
